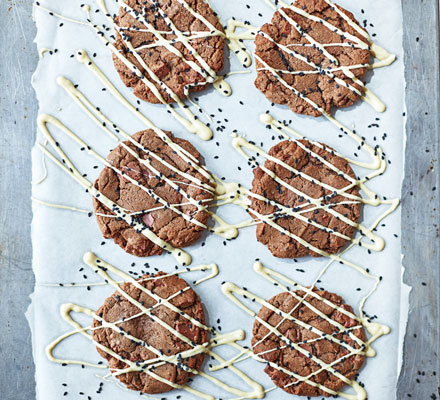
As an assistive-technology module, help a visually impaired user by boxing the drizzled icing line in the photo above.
[221,261,390,400]
[73,50,214,178]
[34,1,213,139]
[219,0,395,114]
[261,0,395,57]
[34,85,242,266]
[212,111,398,399]
[37,50,278,254]
[32,138,49,185]
[33,0,255,140]
[97,0,218,140]
[34,100,398,271]
[255,0,396,114]
[46,252,265,400]
[255,47,395,172]
[225,19,259,68]
[31,197,93,216]
[58,78,213,230]
[34,107,398,268]
[32,46,256,264]
[33,115,397,397]
[37,113,193,266]
[223,113,399,258]
[256,29,385,113]
[39,261,219,289]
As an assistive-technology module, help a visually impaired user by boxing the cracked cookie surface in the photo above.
[93,129,214,257]
[250,139,361,259]
[254,0,370,117]
[113,0,225,104]
[252,289,366,397]
[92,272,207,394]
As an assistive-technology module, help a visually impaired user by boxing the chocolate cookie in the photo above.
[113,0,225,104]
[252,288,366,397]
[93,272,208,394]
[255,0,370,117]
[250,139,361,259]
[93,129,214,257]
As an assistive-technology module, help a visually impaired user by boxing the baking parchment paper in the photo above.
[28,0,410,398]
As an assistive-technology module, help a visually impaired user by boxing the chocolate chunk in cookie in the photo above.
[93,272,207,394]
[113,0,225,104]
[250,139,361,259]
[255,0,370,117]
[252,288,366,397]
[93,129,214,257]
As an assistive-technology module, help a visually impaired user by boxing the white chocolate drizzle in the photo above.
[38,47,53,57]
[35,107,399,398]
[33,78,399,273]
[46,252,265,400]
[227,0,396,114]
[33,79,245,265]
[221,261,390,400]
[218,111,399,261]
[32,138,48,185]
[208,109,398,399]
[33,0,257,141]
[31,197,92,215]
[255,0,396,114]
[32,3,401,397]
[225,19,259,68]
[37,113,196,266]
[33,106,399,268]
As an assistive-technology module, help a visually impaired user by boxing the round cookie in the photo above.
[93,272,208,394]
[93,129,214,257]
[254,0,370,117]
[252,288,366,397]
[250,139,361,259]
[113,0,225,104]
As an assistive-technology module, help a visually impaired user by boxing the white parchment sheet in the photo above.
[29,0,409,399]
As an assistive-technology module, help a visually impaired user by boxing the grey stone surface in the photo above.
[0,1,38,399]
[398,0,440,398]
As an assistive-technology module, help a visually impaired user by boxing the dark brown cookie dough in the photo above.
[255,0,370,117]
[93,129,214,257]
[113,0,225,104]
[93,272,208,394]
[252,288,366,397]
[250,139,361,259]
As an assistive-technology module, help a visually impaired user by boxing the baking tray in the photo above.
[0,0,438,398]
